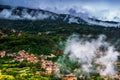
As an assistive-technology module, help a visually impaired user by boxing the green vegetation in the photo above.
[0,56,53,80]
[0,34,63,55]
[0,19,120,38]
[1,19,120,50]
[1,19,120,52]
[0,19,120,79]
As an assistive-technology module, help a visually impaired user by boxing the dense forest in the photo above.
[0,19,120,53]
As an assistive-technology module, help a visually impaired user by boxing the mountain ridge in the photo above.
[0,4,120,27]
[0,4,87,24]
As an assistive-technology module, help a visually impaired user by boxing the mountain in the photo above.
[0,4,120,27]
[1,5,120,51]
[68,9,120,27]
[0,5,86,24]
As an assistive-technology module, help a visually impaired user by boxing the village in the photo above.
[0,50,120,80]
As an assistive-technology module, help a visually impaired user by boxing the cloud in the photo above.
[64,34,119,76]
[0,8,52,20]
[1,0,120,22]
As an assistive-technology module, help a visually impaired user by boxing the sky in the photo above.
[0,0,119,9]
[0,0,120,21]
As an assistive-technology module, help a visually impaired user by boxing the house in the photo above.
[62,74,77,80]
[51,64,60,73]
[47,54,56,58]
[18,50,26,56]
[41,60,47,69]
[41,60,59,74]
[79,75,85,80]
[7,53,17,57]
[103,77,108,80]
[45,67,52,74]
[40,55,47,60]
[0,51,6,58]
[113,74,120,80]
[95,50,103,56]
[41,60,53,69]
[45,64,59,74]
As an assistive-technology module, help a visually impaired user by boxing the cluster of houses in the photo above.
[40,55,78,80]
[40,54,59,74]
[41,60,59,74]
[7,50,39,63]
[1,50,120,80]
[14,50,39,63]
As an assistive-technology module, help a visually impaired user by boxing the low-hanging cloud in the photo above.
[1,0,120,22]
[63,34,119,76]
[0,8,53,20]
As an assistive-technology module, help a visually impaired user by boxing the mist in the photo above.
[59,34,119,77]
[0,8,53,20]
[1,0,120,22]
